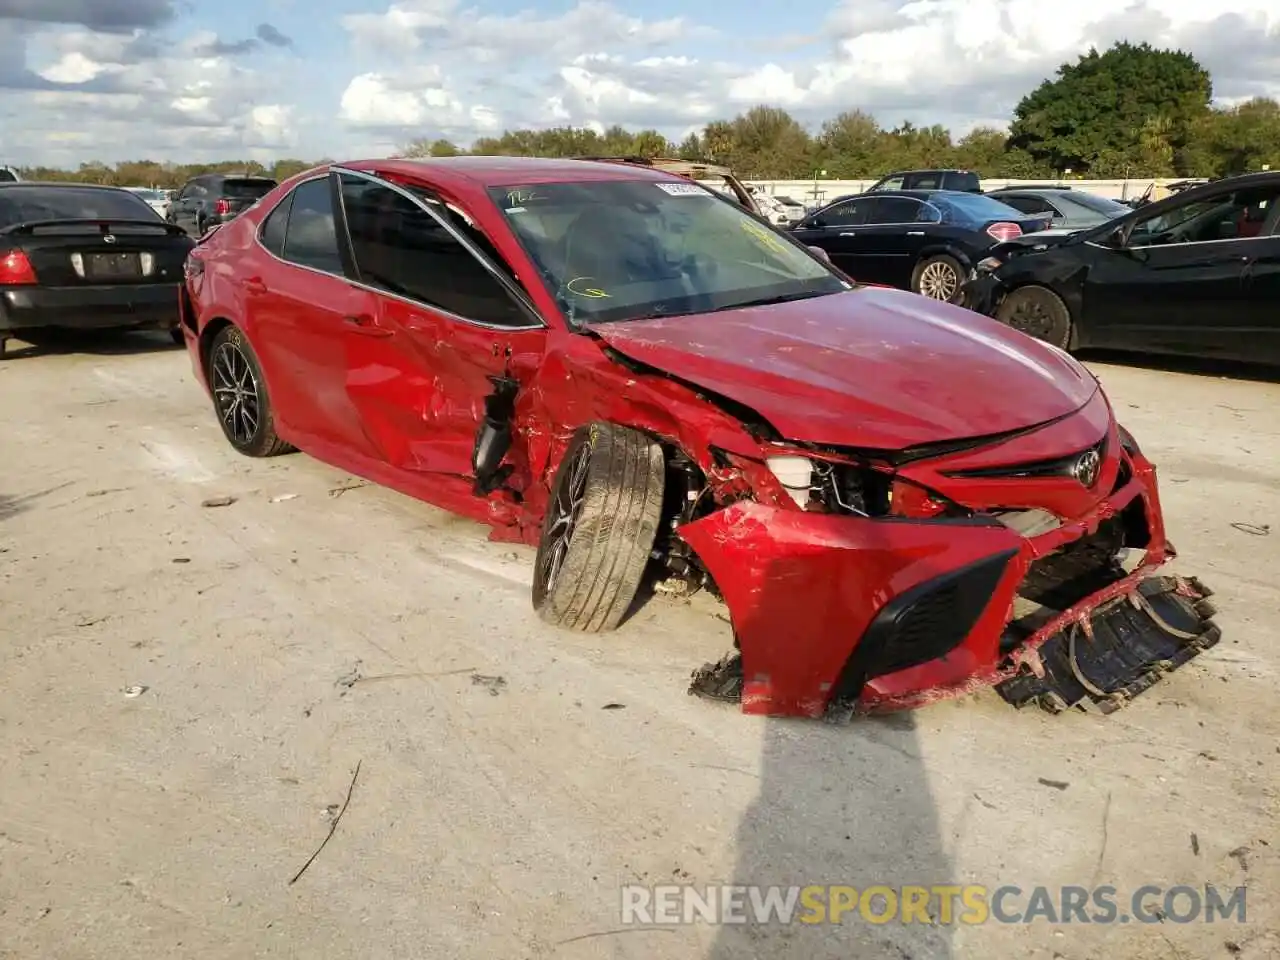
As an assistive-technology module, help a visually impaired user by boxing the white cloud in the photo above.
[2,0,1280,165]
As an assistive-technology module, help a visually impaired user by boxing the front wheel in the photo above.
[532,424,665,633]
[207,325,293,457]
[994,285,1074,349]
[911,255,964,302]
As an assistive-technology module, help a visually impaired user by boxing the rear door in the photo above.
[1237,206,1280,365]
[335,170,547,477]
[243,174,383,457]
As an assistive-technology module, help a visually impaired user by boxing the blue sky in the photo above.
[1,0,1278,167]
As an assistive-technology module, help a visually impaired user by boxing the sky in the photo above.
[1,0,1279,168]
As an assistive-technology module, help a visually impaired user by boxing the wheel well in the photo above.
[915,248,969,271]
[198,317,234,376]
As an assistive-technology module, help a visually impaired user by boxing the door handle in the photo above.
[839,231,857,237]
[344,314,393,337]
[244,276,267,294]
[907,231,925,236]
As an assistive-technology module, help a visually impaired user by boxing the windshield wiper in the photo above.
[704,290,832,314]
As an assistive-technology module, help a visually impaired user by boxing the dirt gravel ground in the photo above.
[0,332,1276,960]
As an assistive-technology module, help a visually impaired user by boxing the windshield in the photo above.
[222,178,276,199]
[0,186,161,227]
[1060,192,1130,217]
[487,179,849,325]
[930,192,1027,223]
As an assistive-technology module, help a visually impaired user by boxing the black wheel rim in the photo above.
[1007,297,1055,340]
[211,341,260,445]
[536,443,591,597]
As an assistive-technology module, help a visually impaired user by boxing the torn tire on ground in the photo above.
[532,423,665,633]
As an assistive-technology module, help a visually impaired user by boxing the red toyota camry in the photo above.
[179,156,1219,719]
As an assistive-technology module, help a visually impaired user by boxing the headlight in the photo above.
[765,455,812,508]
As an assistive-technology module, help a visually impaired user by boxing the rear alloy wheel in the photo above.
[912,255,964,302]
[995,285,1074,350]
[207,325,293,457]
[533,423,665,633]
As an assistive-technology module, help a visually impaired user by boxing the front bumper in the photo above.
[678,450,1218,718]
[956,271,1003,315]
[0,282,181,333]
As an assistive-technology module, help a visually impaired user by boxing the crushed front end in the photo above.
[674,388,1219,718]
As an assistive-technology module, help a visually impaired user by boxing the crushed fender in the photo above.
[995,574,1220,714]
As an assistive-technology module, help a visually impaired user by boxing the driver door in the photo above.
[335,171,548,477]
[1081,185,1279,355]
[790,197,877,280]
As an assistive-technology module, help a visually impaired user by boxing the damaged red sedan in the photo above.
[179,157,1220,719]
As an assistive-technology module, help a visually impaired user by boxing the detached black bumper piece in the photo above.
[957,273,1002,315]
[0,282,181,333]
[996,575,1220,714]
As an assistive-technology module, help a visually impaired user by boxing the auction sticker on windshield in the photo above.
[656,182,708,196]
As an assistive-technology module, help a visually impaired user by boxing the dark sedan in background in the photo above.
[790,190,1050,299]
[984,186,1132,231]
[960,172,1280,365]
[0,182,194,357]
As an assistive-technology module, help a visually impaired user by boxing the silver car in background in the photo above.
[984,186,1132,232]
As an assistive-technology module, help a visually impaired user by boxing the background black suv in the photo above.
[166,173,277,237]
[866,169,982,193]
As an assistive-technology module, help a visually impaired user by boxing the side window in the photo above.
[820,199,870,227]
[872,176,905,192]
[339,175,531,327]
[908,174,941,190]
[1130,187,1280,247]
[259,192,294,257]
[1001,195,1051,216]
[868,197,923,224]
[281,178,343,274]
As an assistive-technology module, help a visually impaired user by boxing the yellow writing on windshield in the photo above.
[566,277,611,298]
[739,219,788,254]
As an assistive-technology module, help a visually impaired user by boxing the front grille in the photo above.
[942,437,1107,483]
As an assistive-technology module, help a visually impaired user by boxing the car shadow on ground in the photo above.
[704,711,954,960]
[698,565,955,960]
[1078,349,1280,384]
[0,482,76,523]
[2,329,183,361]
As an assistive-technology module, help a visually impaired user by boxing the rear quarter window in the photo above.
[944,172,982,192]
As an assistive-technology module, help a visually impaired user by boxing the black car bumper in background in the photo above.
[956,271,1003,315]
[0,282,181,332]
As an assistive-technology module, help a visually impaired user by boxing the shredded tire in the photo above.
[533,423,665,633]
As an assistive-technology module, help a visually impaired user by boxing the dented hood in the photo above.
[588,287,1098,450]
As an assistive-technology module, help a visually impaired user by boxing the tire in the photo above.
[994,285,1074,350]
[206,325,293,457]
[532,423,665,633]
[911,254,964,301]
[169,327,185,346]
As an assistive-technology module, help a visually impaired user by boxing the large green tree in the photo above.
[1007,42,1212,176]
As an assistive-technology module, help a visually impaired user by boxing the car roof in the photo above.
[338,156,680,189]
[0,181,136,191]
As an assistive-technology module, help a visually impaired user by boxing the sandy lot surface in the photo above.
[0,333,1276,960]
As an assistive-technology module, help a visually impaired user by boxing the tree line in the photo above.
[15,42,1280,188]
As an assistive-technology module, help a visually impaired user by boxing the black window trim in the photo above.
[331,165,546,331]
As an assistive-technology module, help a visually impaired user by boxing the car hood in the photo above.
[588,288,1097,450]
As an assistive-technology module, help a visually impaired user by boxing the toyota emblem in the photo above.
[103,234,117,244]
[1071,448,1102,488]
